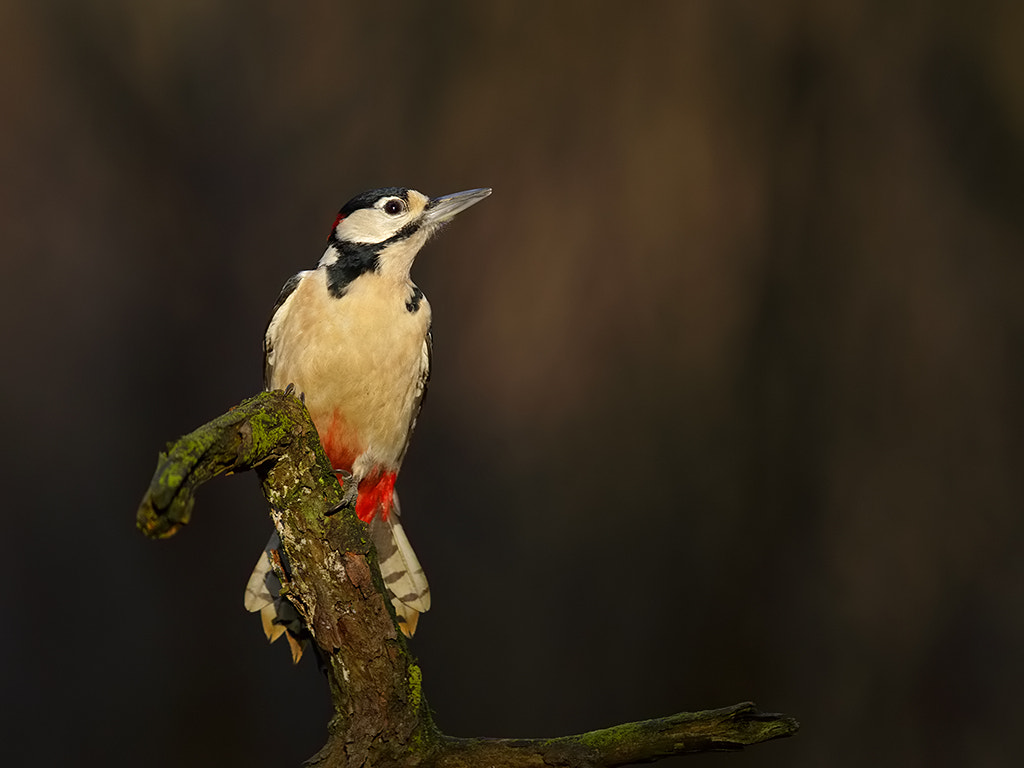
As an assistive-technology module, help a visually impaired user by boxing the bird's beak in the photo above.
[424,188,492,225]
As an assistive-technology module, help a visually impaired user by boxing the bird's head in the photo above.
[320,187,491,292]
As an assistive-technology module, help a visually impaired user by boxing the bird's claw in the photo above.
[327,469,358,515]
[282,382,305,403]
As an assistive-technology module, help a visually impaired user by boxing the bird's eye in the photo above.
[383,198,406,216]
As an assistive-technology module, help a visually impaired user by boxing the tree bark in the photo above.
[137,391,798,766]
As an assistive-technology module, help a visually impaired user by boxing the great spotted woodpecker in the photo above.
[244,186,491,661]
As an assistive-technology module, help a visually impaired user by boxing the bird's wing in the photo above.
[263,271,308,390]
[405,327,432,445]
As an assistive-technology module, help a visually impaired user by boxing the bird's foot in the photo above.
[327,469,358,515]
[282,382,305,403]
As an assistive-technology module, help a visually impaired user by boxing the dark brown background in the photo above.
[3,2,1022,766]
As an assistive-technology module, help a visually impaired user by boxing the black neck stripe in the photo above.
[325,220,424,298]
[325,238,380,298]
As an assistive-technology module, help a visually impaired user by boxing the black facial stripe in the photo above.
[390,219,423,242]
[406,285,424,313]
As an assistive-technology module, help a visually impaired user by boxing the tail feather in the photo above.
[369,492,431,636]
[243,494,431,658]
[243,532,307,662]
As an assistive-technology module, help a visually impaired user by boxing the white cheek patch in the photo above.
[338,208,411,244]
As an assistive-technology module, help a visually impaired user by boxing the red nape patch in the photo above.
[355,471,397,523]
[330,212,346,235]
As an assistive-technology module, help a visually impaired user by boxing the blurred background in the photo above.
[3,1,1022,766]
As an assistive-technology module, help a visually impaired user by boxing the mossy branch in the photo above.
[137,391,798,766]
[431,701,798,766]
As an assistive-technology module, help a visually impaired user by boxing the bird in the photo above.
[243,186,491,662]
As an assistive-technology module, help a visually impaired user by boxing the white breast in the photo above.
[266,269,431,476]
